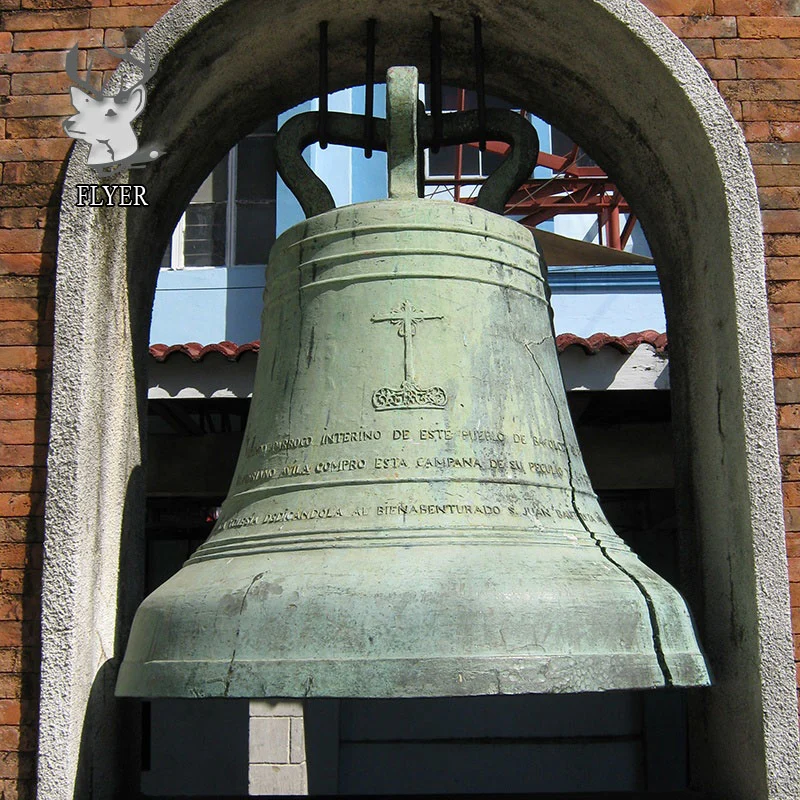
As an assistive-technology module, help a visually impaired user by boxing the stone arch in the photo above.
[41,0,800,797]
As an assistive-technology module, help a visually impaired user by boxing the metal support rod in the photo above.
[318,20,329,150]
[474,15,486,152]
[364,18,376,158]
[430,14,442,153]
[454,88,466,204]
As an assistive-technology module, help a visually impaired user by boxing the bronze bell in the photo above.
[117,68,709,699]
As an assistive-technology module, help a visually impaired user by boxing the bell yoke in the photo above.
[116,67,709,700]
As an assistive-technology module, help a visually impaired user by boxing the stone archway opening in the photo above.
[42,1,800,798]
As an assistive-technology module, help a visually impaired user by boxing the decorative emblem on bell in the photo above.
[117,67,709,700]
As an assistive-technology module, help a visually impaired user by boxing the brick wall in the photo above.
[2,0,800,797]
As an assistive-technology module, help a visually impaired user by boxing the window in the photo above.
[161,119,277,269]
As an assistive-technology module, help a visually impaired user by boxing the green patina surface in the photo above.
[117,68,708,699]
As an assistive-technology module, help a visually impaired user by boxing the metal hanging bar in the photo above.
[474,15,486,152]
[318,20,329,149]
[364,18,376,158]
[430,14,443,153]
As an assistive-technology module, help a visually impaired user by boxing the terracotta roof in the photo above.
[148,331,667,363]
[555,330,668,355]
[149,341,260,362]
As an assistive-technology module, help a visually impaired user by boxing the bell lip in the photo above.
[115,653,710,699]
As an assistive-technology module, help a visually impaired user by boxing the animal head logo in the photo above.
[63,40,164,177]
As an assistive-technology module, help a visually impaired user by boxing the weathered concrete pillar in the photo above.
[249,700,308,795]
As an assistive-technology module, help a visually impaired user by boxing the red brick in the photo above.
[0,322,51,347]
[89,4,169,26]
[739,15,800,36]
[6,117,69,138]
[0,49,84,73]
[0,419,49,444]
[0,186,61,208]
[774,326,800,353]
[744,120,771,140]
[756,164,800,184]
[750,142,800,163]
[0,138,71,162]
[0,232,47,255]
[0,279,50,301]
[0,545,40,570]
[782,454,800,480]
[0,93,75,117]
[778,402,800,425]
[0,751,36,780]
[0,727,20,753]
[771,302,800,326]
[20,0,91,8]
[721,79,800,100]
[0,345,46,374]
[662,15,737,37]
[0,397,38,421]
[0,345,53,372]
[0,33,11,53]
[0,702,20,727]
[0,492,43,518]
[0,446,47,468]
[780,427,800,452]
[0,571,25,593]
[1,160,64,183]
[686,37,717,58]
[0,209,39,229]
[772,121,800,141]
[776,354,800,378]
[0,299,44,322]
[715,0,800,11]
[746,100,800,120]
[766,234,800,256]
[11,71,72,94]
[740,59,800,79]
[0,374,47,397]
[0,516,43,543]
[779,378,800,403]
[0,255,54,278]
[703,58,737,79]
[641,0,713,12]
[0,650,32,675]
[12,28,102,50]
[724,96,743,120]
[763,209,800,232]
[718,37,800,57]
[1,9,89,31]
[768,257,800,278]
[0,468,45,493]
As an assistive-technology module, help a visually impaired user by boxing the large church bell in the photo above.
[117,66,709,699]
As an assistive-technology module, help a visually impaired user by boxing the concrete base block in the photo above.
[249,700,308,796]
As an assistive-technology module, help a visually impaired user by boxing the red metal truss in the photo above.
[422,95,637,251]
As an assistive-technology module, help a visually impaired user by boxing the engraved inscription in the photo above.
[245,434,312,457]
[371,300,447,410]
[320,430,381,445]
[377,503,501,516]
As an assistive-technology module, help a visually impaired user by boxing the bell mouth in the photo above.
[116,542,709,699]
